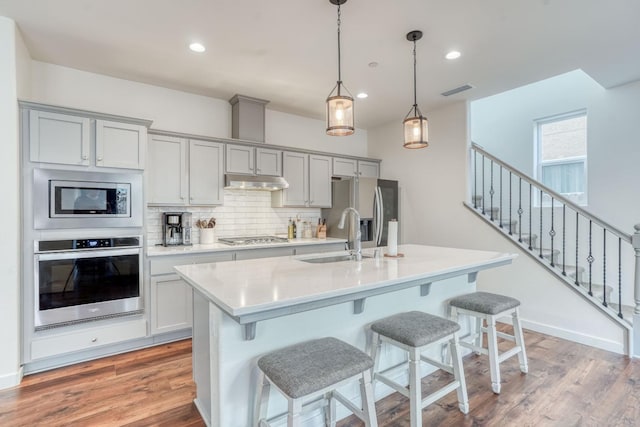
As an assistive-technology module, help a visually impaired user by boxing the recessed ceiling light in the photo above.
[189,42,206,53]
[356,92,368,99]
[445,50,461,60]
[368,61,379,68]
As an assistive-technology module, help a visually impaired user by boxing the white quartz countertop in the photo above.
[147,237,346,257]
[174,244,516,323]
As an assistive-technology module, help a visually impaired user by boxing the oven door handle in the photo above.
[35,247,141,261]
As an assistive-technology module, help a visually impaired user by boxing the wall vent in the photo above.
[441,84,474,97]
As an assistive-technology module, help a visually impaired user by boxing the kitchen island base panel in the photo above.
[192,275,475,427]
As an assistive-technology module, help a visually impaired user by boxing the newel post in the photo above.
[633,224,640,357]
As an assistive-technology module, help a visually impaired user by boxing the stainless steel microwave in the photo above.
[34,169,143,229]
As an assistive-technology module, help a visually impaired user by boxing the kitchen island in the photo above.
[175,244,516,426]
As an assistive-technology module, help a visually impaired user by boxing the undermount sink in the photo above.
[299,254,372,264]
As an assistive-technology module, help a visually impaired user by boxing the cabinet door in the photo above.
[226,144,255,174]
[96,120,147,170]
[151,275,193,334]
[147,135,188,205]
[29,110,90,166]
[358,160,380,178]
[332,157,357,177]
[309,155,332,208]
[281,151,309,206]
[256,148,282,176]
[189,139,224,205]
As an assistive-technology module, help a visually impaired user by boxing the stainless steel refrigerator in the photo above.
[321,177,399,249]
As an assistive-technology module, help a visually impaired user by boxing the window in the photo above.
[535,111,587,205]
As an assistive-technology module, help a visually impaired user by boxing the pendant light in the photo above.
[326,0,354,136]
[403,30,428,149]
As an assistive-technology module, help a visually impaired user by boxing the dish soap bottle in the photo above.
[287,218,294,240]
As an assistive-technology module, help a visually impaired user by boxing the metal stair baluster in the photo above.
[517,176,521,241]
[529,183,533,251]
[549,197,555,267]
[588,220,593,296]
[482,155,485,215]
[473,150,478,208]
[539,189,543,259]
[618,237,623,318]
[490,160,494,221]
[575,212,580,286]
[500,165,503,227]
[562,204,566,276]
[603,229,607,307]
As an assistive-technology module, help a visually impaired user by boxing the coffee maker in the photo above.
[162,212,192,246]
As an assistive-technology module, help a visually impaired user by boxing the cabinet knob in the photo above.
[82,155,88,160]
[97,157,103,161]
[256,168,261,172]
[358,171,362,175]
[91,337,97,343]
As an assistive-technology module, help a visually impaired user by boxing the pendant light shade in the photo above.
[326,0,354,136]
[403,30,428,149]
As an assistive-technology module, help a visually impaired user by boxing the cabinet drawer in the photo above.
[149,252,234,276]
[31,318,147,360]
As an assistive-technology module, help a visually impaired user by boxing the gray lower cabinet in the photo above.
[149,252,234,335]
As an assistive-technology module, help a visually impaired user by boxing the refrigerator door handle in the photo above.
[376,186,384,245]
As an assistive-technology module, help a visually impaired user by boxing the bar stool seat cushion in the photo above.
[449,291,520,315]
[257,337,373,399]
[370,311,460,348]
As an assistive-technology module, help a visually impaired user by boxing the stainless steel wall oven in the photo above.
[34,236,143,330]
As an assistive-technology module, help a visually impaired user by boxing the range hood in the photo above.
[224,174,289,191]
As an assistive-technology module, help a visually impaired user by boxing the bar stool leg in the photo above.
[449,333,469,414]
[474,317,483,354]
[512,308,529,373]
[408,347,422,427]
[360,370,378,427]
[486,315,501,394]
[370,332,382,387]
[324,391,336,427]
[287,397,302,427]
[254,371,269,425]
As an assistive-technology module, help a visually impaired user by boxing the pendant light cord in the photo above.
[412,37,418,115]
[337,4,342,85]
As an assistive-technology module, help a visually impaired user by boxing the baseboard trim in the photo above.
[0,366,23,390]
[500,317,624,355]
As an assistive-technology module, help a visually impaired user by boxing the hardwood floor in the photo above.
[0,340,204,427]
[1,328,639,426]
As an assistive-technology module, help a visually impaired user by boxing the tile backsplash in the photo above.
[146,189,321,246]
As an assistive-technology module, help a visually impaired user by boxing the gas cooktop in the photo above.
[217,236,289,246]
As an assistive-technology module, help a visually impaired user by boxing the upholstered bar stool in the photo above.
[448,291,528,394]
[369,311,469,427]
[254,337,378,427]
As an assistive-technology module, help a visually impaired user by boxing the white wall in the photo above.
[368,101,627,354]
[470,69,640,232]
[0,17,24,389]
[28,61,368,157]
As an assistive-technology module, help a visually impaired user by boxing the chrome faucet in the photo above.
[338,207,362,261]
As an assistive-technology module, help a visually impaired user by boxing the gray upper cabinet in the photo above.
[309,155,332,207]
[226,144,254,174]
[273,152,331,208]
[27,106,149,170]
[357,160,380,178]
[95,119,147,169]
[189,139,224,205]
[148,135,188,205]
[147,135,224,206]
[256,148,282,176]
[29,110,91,166]
[332,157,357,177]
[226,144,281,176]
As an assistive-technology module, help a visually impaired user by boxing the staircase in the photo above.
[467,143,640,356]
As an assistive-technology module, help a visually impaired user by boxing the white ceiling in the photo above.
[1,0,639,129]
